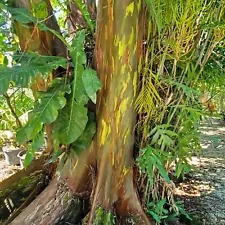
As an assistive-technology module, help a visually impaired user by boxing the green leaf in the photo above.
[36,23,70,49]
[0,53,68,95]
[71,31,86,65]
[151,131,160,145]
[53,100,88,145]
[176,162,183,178]
[148,211,161,223]
[151,153,171,183]
[33,92,67,124]
[70,113,96,153]
[58,153,67,175]
[82,68,102,103]
[157,198,167,208]
[70,31,89,104]
[31,0,48,18]
[10,8,36,23]
[72,64,89,103]
[17,82,68,144]
[47,148,65,164]
[24,132,44,168]
[74,0,95,32]
[17,119,43,144]
[24,146,35,169]
[0,65,11,95]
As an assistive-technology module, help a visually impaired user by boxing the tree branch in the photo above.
[3,93,22,128]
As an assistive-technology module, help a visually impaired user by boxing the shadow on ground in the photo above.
[175,118,225,225]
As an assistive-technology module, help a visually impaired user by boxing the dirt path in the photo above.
[176,118,225,225]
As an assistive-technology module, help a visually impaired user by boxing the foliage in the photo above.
[135,0,225,223]
[93,207,116,225]
[147,199,191,224]
[0,2,101,167]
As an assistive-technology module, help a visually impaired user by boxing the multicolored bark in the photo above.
[88,0,150,223]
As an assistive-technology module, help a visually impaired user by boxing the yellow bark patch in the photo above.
[133,71,137,96]
[101,119,111,145]
[114,35,119,46]
[114,98,117,111]
[125,2,134,17]
[121,64,126,74]
[137,0,141,10]
[104,25,108,39]
[112,151,115,166]
[115,98,129,134]
[122,166,129,176]
[112,56,115,71]
[115,111,121,134]
[128,27,134,47]
[120,73,131,98]
[120,98,129,115]
[118,36,126,59]
[123,128,130,144]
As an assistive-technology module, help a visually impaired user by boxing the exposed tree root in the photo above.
[0,156,45,192]
[10,179,88,225]
[0,155,57,223]
[0,170,46,223]
[3,176,46,225]
[6,144,152,225]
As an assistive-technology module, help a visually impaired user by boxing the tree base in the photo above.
[9,178,89,225]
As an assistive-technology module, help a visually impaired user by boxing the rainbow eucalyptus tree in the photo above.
[0,0,152,224]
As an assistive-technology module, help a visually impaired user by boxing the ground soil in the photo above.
[175,118,225,225]
[0,151,21,182]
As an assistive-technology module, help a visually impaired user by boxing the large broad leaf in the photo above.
[32,93,67,124]
[72,64,89,103]
[70,31,89,104]
[70,112,96,154]
[0,53,68,95]
[10,8,36,23]
[17,81,70,144]
[53,99,88,145]
[0,65,11,95]
[17,118,43,144]
[82,68,102,103]
[70,31,86,65]
[24,132,44,168]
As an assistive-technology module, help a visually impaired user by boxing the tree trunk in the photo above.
[88,0,149,223]
[8,0,152,224]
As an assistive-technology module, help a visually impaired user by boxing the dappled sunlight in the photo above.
[200,143,211,149]
[190,156,225,168]
[175,180,215,197]
[201,130,221,136]
[175,118,225,224]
